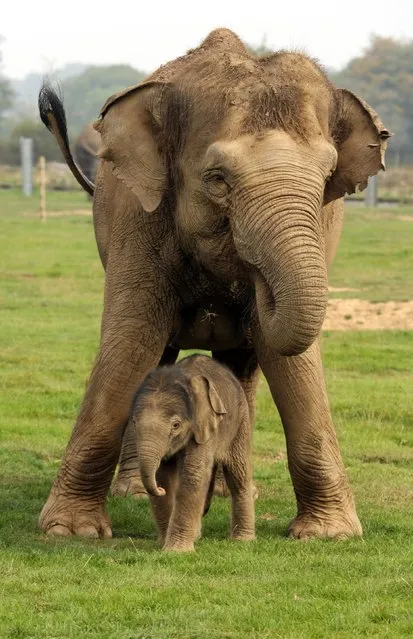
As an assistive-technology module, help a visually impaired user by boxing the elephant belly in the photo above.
[171,299,246,351]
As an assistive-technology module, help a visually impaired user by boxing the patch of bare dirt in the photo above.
[328,286,358,293]
[324,299,413,330]
[259,513,278,521]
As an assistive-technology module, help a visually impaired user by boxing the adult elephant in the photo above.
[74,123,101,193]
[38,28,390,540]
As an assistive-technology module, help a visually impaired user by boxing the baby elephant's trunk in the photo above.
[139,449,166,497]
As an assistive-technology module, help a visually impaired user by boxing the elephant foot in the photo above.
[39,491,112,539]
[111,473,149,499]
[162,541,195,552]
[232,531,256,542]
[287,509,362,540]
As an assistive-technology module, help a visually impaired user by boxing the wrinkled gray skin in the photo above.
[133,355,255,552]
[38,28,390,541]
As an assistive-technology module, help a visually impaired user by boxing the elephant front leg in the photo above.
[39,340,168,538]
[149,459,178,545]
[112,347,180,498]
[39,278,178,537]
[163,449,214,552]
[257,338,362,540]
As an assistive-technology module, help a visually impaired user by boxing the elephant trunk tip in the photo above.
[139,451,166,497]
[141,469,167,497]
[152,486,166,497]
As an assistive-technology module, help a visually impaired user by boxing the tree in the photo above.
[0,37,14,135]
[1,61,148,164]
[331,36,413,164]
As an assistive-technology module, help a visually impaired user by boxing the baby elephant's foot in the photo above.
[232,529,256,542]
[162,541,195,552]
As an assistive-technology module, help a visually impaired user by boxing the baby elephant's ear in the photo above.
[191,376,227,445]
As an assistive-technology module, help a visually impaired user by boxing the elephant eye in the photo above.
[171,421,181,433]
[203,169,230,200]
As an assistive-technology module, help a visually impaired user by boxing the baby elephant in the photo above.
[131,354,255,552]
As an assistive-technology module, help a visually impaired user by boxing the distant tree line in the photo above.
[0,34,412,166]
[0,52,145,165]
[0,37,14,134]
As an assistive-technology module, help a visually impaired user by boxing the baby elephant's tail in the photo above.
[38,84,95,197]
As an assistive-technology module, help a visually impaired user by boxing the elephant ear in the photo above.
[94,81,167,212]
[324,89,391,205]
[190,376,227,445]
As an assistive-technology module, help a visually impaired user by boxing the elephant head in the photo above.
[133,366,227,497]
[95,29,390,356]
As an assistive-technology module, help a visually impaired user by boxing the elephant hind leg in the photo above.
[223,457,255,542]
[212,348,260,501]
[111,418,148,499]
[202,464,218,516]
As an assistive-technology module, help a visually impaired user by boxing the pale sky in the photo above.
[2,0,413,79]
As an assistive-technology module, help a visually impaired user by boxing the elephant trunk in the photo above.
[139,446,166,497]
[235,175,328,356]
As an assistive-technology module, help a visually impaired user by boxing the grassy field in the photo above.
[1,189,413,638]
[329,205,413,301]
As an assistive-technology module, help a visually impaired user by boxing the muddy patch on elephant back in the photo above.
[323,299,413,330]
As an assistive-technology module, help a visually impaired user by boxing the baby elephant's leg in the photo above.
[163,451,214,552]
[224,434,255,541]
[149,459,178,545]
[203,464,218,516]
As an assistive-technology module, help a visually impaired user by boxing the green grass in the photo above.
[1,190,413,638]
[329,206,413,301]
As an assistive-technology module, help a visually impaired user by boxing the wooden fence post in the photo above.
[39,156,46,221]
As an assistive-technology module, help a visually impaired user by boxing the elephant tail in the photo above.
[38,83,95,197]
